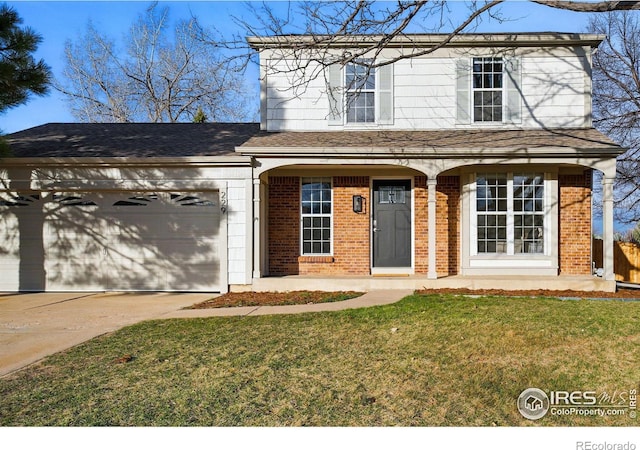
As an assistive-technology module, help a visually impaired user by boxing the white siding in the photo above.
[225,178,249,285]
[260,48,591,131]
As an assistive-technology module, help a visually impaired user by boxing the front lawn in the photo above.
[1,294,638,426]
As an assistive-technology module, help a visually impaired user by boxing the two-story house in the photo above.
[0,33,624,293]
[242,33,623,292]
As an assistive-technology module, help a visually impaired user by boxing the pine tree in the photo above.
[0,3,52,113]
[192,107,208,123]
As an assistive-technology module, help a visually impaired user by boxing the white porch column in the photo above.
[602,176,615,281]
[427,178,438,279]
[252,177,262,279]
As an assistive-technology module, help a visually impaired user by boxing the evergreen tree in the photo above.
[0,3,51,113]
[192,107,208,123]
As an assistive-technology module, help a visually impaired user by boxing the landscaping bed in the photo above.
[188,290,364,308]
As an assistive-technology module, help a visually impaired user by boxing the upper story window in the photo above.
[472,57,503,122]
[346,61,375,123]
[456,56,521,125]
[327,61,393,126]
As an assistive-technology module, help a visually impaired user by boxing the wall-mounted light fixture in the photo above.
[352,195,364,213]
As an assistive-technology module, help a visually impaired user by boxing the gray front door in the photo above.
[373,180,411,268]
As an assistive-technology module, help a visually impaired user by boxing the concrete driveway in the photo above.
[0,292,214,377]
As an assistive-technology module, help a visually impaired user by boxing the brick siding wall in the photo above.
[267,174,461,277]
[558,170,593,275]
[267,176,300,275]
[436,175,461,275]
[300,176,370,275]
[414,177,429,273]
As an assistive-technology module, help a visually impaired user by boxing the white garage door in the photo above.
[0,191,222,292]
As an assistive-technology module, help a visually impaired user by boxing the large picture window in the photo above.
[475,173,545,255]
[301,177,332,255]
[472,57,503,122]
[346,61,375,123]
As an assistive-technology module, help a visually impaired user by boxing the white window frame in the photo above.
[461,168,559,276]
[300,177,333,256]
[327,60,393,126]
[472,56,504,123]
[345,60,376,124]
[471,172,547,256]
[456,57,521,125]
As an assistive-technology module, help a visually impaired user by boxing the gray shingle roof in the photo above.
[240,128,622,152]
[5,123,261,158]
[4,123,623,160]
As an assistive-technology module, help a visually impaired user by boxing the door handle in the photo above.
[373,219,380,233]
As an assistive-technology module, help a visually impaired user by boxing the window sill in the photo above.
[299,256,334,264]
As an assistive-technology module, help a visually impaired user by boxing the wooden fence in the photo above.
[593,239,640,283]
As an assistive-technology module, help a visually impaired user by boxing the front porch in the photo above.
[238,128,625,293]
[240,274,617,293]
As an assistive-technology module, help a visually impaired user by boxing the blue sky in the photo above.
[0,0,598,134]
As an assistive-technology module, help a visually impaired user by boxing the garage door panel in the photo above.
[0,196,47,291]
[0,190,222,292]
[167,262,220,291]
[46,262,111,291]
[102,264,167,291]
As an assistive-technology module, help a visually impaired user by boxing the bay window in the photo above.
[475,173,545,255]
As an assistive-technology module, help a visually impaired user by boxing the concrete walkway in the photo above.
[165,289,413,318]
[0,290,411,377]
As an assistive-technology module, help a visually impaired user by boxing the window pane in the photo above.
[472,57,503,122]
[301,177,332,255]
[473,74,483,88]
[346,61,375,124]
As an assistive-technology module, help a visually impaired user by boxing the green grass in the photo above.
[1,294,639,426]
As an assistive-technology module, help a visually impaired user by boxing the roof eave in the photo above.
[237,145,624,158]
[247,33,606,50]
[0,155,254,167]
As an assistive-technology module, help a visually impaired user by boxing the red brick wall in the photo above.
[268,176,300,275]
[267,174,461,277]
[559,170,592,275]
[414,177,428,274]
[436,175,460,275]
[300,176,370,275]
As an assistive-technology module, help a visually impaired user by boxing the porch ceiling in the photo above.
[238,128,624,158]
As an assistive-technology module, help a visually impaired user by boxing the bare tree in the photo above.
[203,0,640,105]
[222,1,640,67]
[58,3,250,123]
[589,11,640,224]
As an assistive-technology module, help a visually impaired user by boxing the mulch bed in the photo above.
[188,291,364,309]
[416,288,640,299]
[188,287,640,310]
